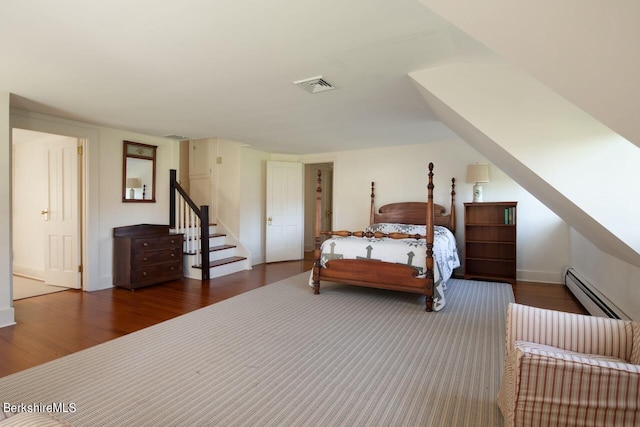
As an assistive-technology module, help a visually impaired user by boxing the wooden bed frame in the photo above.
[311,162,456,311]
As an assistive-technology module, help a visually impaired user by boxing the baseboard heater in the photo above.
[563,267,629,320]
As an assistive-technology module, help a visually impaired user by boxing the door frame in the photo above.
[303,156,338,252]
[10,111,96,293]
[11,129,83,290]
[303,162,334,252]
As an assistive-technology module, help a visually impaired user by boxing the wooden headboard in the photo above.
[369,178,456,234]
[373,202,450,227]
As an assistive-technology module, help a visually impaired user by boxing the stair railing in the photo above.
[170,169,210,281]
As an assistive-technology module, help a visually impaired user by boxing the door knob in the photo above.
[267,217,272,226]
[41,209,49,221]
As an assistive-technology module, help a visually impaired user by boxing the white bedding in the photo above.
[314,223,460,311]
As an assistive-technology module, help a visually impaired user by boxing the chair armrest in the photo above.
[505,303,633,360]
[505,344,640,427]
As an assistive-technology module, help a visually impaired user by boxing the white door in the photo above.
[44,138,80,288]
[266,161,303,263]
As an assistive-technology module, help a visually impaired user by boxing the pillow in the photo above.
[365,223,427,235]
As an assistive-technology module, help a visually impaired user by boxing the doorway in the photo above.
[304,162,334,252]
[12,128,82,299]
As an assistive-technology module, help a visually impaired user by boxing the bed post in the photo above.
[449,177,456,234]
[369,182,376,225]
[425,163,435,312]
[312,170,322,294]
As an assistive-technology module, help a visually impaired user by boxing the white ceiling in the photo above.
[0,0,494,154]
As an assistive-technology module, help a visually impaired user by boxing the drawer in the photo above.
[133,248,181,266]
[132,235,183,252]
[132,261,183,284]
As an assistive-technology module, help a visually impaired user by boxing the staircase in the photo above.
[182,223,249,280]
[170,169,250,281]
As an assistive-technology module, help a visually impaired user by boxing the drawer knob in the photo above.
[170,239,175,244]
[143,242,148,247]
[142,257,148,261]
[171,253,175,257]
[142,271,147,276]
[170,267,175,271]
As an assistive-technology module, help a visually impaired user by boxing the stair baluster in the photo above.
[170,169,210,281]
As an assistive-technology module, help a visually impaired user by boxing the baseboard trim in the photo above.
[517,269,562,284]
[12,265,45,281]
[0,307,16,328]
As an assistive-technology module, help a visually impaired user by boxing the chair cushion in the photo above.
[515,340,628,365]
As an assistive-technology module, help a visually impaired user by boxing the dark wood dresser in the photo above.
[113,224,184,290]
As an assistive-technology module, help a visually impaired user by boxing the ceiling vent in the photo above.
[161,134,191,141]
[293,76,336,94]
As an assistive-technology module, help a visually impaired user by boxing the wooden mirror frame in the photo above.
[122,141,157,203]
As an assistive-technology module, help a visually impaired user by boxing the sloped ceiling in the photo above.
[414,0,640,267]
[418,0,640,149]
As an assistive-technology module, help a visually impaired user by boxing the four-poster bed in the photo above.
[311,163,460,311]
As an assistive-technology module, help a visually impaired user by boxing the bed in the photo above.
[311,163,460,311]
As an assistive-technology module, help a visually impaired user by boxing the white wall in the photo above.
[570,229,640,320]
[0,91,14,327]
[97,127,179,289]
[303,140,569,283]
[239,148,269,264]
[9,110,179,293]
[215,139,244,237]
[188,137,214,222]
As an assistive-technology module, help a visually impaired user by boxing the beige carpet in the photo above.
[0,272,514,426]
[12,276,69,300]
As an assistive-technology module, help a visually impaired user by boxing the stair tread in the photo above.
[210,244,236,252]
[193,256,247,269]
[182,232,226,242]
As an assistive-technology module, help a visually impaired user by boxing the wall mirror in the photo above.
[122,141,157,203]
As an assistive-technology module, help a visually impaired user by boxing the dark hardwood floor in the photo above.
[0,255,586,378]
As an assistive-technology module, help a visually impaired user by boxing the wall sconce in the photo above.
[466,163,490,202]
[126,177,141,199]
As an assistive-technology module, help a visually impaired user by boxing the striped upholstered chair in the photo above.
[498,303,640,427]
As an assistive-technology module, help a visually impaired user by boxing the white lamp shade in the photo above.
[126,177,142,188]
[466,163,490,183]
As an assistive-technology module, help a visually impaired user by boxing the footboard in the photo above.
[312,259,434,311]
[318,259,427,291]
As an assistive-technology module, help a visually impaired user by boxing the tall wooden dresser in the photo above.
[463,202,517,286]
[113,224,184,290]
